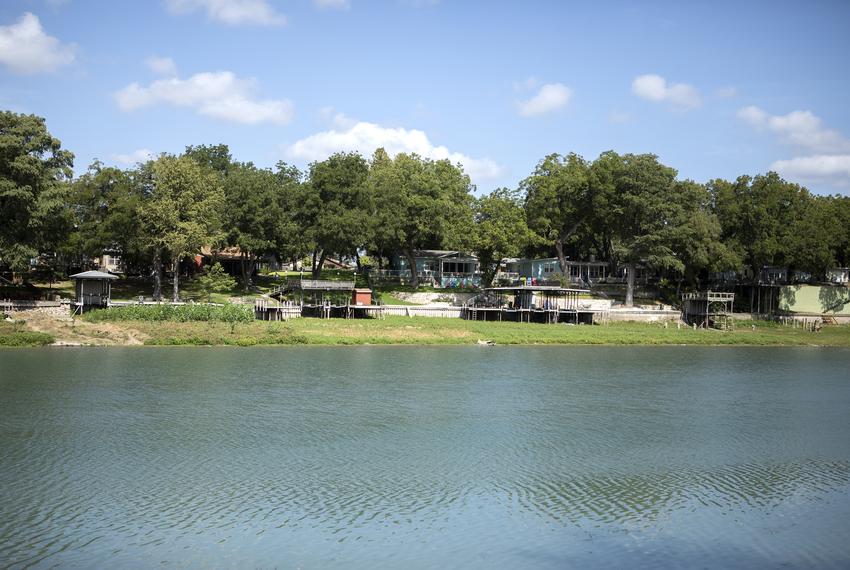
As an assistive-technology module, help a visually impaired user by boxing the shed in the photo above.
[352,288,372,306]
[70,270,118,309]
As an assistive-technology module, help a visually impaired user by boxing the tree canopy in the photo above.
[0,112,74,272]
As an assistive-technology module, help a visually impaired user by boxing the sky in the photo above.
[2,0,850,195]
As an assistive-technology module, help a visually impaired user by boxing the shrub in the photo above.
[0,331,54,346]
[85,303,254,324]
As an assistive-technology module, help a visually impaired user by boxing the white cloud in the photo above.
[115,68,293,125]
[285,118,505,181]
[739,105,850,189]
[737,106,850,154]
[771,155,850,188]
[145,55,177,77]
[165,0,286,26]
[517,83,572,118]
[313,0,351,9]
[0,12,75,74]
[631,74,701,110]
[318,107,356,129]
[112,148,154,165]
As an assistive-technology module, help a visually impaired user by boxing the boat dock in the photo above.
[462,285,598,324]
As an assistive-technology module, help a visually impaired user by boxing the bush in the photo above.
[0,330,54,346]
[85,303,254,324]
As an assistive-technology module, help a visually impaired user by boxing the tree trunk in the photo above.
[152,247,162,301]
[404,248,419,289]
[625,263,635,307]
[312,250,327,279]
[481,258,498,289]
[554,239,568,275]
[750,264,759,313]
[172,256,180,302]
[240,251,252,292]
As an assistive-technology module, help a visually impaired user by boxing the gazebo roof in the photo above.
[69,270,118,280]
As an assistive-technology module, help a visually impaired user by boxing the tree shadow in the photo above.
[819,285,850,313]
[779,285,799,312]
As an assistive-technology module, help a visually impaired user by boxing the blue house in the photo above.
[392,250,481,288]
[505,257,610,284]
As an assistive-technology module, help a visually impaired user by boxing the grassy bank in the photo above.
[0,321,55,347]
[74,315,850,347]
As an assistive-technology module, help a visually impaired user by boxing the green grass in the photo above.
[0,321,54,346]
[377,291,422,305]
[76,316,850,347]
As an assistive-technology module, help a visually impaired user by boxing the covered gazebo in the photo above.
[70,270,118,312]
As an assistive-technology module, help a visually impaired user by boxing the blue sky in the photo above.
[2,0,849,195]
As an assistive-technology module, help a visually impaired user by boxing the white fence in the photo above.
[1,299,64,311]
[380,305,462,318]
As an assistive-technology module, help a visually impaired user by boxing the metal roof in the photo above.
[69,270,118,280]
[485,285,589,293]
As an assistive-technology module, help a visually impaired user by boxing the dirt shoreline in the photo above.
[12,308,147,346]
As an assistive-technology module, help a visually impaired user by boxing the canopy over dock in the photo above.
[464,285,594,324]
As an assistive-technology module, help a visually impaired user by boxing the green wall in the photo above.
[779,285,850,315]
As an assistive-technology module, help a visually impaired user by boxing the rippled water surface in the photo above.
[2,346,850,569]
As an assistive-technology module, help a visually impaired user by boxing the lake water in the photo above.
[1,346,850,569]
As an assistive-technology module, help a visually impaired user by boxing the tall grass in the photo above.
[84,303,253,324]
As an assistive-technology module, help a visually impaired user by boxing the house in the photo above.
[392,250,480,288]
[505,257,611,284]
[94,249,123,274]
[198,246,287,276]
[827,268,850,284]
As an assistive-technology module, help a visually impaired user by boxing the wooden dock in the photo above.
[682,291,735,329]
[462,285,597,324]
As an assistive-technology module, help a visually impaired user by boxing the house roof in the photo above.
[412,250,478,260]
[70,270,118,280]
[486,285,589,294]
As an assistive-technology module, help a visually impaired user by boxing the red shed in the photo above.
[352,288,372,306]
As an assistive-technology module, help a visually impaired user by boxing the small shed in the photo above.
[70,270,118,311]
[352,288,372,306]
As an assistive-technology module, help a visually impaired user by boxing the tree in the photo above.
[787,194,840,279]
[195,262,236,302]
[369,150,474,288]
[183,144,233,176]
[222,163,288,290]
[522,153,595,274]
[138,155,224,301]
[710,172,807,309]
[834,196,850,268]
[473,188,536,287]
[665,180,738,294]
[302,152,371,278]
[0,112,74,273]
[595,152,689,306]
[63,161,144,272]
